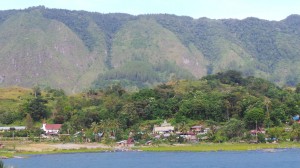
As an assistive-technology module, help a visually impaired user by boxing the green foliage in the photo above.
[178,91,225,121]
[257,133,266,143]
[204,70,245,86]
[2,130,28,137]
[267,127,285,140]
[296,83,300,94]
[2,70,300,144]
[291,123,300,141]
[244,107,265,129]
[25,113,34,130]
[213,130,227,143]
[0,110,15,125]
[223,118,245,139]
[93,61,194,89]
[270,108,287,126]
[23,96,49,121]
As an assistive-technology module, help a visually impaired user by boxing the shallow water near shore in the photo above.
[4,149,300,168]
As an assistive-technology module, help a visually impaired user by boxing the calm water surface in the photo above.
[3,149,300,168]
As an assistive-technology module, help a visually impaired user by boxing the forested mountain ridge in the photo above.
[1,6,300,93]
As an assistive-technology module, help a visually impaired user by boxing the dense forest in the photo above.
[1,71,300,143]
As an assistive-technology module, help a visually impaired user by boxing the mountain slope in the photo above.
[1,7,300,92]
[0,9,107,93]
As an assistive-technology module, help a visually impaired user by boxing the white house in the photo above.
[42,123,62,135]
[153,120,174,134]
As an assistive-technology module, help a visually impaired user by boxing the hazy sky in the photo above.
[0,0,299,20]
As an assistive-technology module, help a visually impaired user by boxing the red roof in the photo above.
[45,124,62,130]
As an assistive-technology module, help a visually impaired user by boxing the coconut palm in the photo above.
[91,122,100,142]
[177,122,189,134]
[264,97,271,128]
[98,119,120,138]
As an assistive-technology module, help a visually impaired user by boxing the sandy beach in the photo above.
[6,142,111,152]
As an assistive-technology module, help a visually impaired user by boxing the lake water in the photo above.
[3,149,300,168]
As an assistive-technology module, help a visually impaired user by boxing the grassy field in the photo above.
[0,86,31,111]
[0,87,31,100]
[137,143,300,152]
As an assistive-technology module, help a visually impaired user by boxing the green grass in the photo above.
[0,87,32,112]
[0,87,31,100]
[0,150,15,158]
[138,143,300,152]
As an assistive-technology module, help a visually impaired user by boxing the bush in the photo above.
[257,133,266,143]
[59,135,72,143]
[0,112,15,125]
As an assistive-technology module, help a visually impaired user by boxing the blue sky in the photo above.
[0,0,299,20]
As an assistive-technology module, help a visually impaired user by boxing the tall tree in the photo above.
[223,118,245,139]
[25,113,34,130]
[24,96,49,121]
[244,107,265,129]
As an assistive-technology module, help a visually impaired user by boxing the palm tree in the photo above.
[91,122,100,142]
[62,122,72,134]
[108,119,120,138]
[91,122,99,133]
[264,97,271,128]
[98,119,120,138]
[224,100,231,121]
[177,122,189,134]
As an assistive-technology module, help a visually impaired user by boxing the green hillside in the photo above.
[2,71,300,144]
[0,6,300,92]
[0,8,107,93]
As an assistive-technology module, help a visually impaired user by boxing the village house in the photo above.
[191,126,210,135]
[179,132,198,142]
[116,138,135,147]
[41,123,62,135]
[116,140,127,147]
[176,125,204,143]
[153,120,174,135]
[190,125,203,134]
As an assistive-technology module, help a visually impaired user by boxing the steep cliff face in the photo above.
[0,9,107,93]
[1,7,300,92]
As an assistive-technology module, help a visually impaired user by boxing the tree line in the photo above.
[1,70,300,142]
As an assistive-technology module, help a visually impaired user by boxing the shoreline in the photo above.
[137,142,300,152]
[1,142,300,158]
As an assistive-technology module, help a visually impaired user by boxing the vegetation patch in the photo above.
[139,143,300,152]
